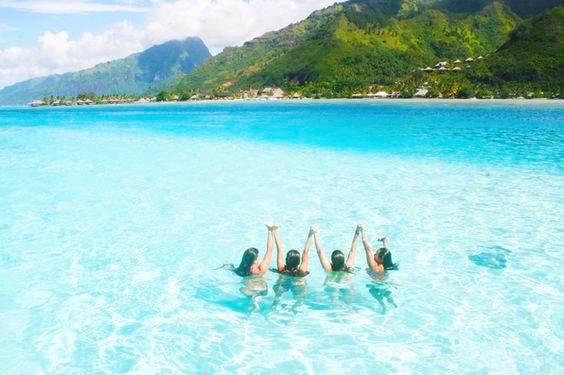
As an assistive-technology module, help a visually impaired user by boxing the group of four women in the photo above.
[234,224,397,279]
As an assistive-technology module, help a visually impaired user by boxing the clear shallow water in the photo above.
[0,101,563,373]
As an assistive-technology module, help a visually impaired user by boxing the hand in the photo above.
[356,223,363,234]
[378,236,388,242]
[310,224,318,233]
[271,223,280,231]
[265,223,275,231]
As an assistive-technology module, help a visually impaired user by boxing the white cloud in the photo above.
[0,0,342,89]
[144,0,340,53]
[0,22,19,32]
[0,21,144,88]
[0,0,149,14]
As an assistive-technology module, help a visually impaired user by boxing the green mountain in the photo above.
[177,0,562,95]
[502,0,563,17]
[0,37,211,105]
[467,6,564,92]
[436,0,562,16]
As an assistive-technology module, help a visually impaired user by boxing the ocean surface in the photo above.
[0,100,563,374]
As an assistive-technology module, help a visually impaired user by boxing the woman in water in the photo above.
[312,224,361,304]
[273,225,313,277]
[360,224,398,272]
[233,224,276,313]
[312,224,361,272]
[234,224,276,277]
[270,225,314,313]
[360,224,398,313]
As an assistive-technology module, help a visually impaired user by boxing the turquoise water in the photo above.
[1,101,563,373]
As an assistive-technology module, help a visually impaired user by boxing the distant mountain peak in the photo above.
[0,36,211,105]
[138,37,211,82]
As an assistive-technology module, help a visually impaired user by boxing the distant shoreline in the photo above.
[1,97,563,109]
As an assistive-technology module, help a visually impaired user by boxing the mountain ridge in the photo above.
[0,37,211,105]
[467,6,564,92]
[178,0,534,93]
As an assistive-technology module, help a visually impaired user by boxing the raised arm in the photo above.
[361,226,381,272]
[379,236,389,249]
[346,224,361,268]
[299,226,315,274]
[312,225,332,272]
[273,225,285,273]
[257,224,275,275]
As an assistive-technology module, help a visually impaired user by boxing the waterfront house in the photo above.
[415,88,429,98]
[454,59,462,64]
[272,88,284,98]
[465,57,474,63]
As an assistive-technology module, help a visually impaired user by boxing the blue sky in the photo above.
[0,0,342,89]
[0,8,146,49]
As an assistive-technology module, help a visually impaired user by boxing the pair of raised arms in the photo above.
[253,224,386,275]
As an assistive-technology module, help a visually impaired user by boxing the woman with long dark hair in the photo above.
[273,225,314,277]
[360,225,398,272]
[234,224,275,277]
[313,224,361,273]
[270,225,314,313]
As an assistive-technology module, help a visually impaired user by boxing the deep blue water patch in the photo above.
[468,246,512,269]
[1,101,563,172]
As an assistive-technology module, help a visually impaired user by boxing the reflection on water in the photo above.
[225,270,400,318]
[239,276,269,314]
[194,271,270,316]
[271,274,307,315]
[323,271,356,305]
[366,273,398,315]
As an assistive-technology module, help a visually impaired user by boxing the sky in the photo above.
[0,0,342,90]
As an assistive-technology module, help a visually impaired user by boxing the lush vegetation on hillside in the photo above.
[177,0,563,98]
[502,0,563,17]
[384,6,564,99]
[466,6,564,92]
[0,37,211,105]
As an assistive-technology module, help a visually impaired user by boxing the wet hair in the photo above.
[284,250,301,273]
[235,248,258,277]
[331,250,347,272]
[378,248,399,271]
